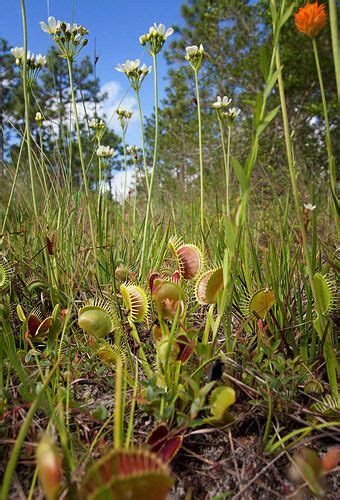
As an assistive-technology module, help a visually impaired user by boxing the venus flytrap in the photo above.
[186,44,206,246]
[139,23,174,275]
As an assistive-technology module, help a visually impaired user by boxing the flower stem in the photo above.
[217,115,231,217]
[136,90,150,196]
[2,127,26,235]
[133,158,137,228]
[20,0,38,219]
[194,68,204,245]
[140,52,158,275]
[66,57,98,270]
[312,37,337,227]
[122,128,127,231]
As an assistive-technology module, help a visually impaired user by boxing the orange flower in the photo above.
[295,2,327,37]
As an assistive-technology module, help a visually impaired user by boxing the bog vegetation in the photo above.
[0,1,339,499]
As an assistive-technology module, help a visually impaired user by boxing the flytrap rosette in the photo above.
[120,283,148,323]
[78,298,118,338]
[195,267,224,305]
[168,236,203,280]
[80,448,173,500]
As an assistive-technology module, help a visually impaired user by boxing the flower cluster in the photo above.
[212,95,232,109]
[116,59,151,91]
[126,145,140,160]
[185,44,205,71]
[223,107,241,125]
[139,23,174,55]
[40,16,89,59]
[89,118,105,131]
[304,203,316,211]
[211,95,240,125]
[116,108,133,132]
[35,112,44,126]
[11,47,46,84]
[294,2,327,38]
[96,145,115,158]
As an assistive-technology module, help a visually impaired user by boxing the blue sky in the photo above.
[1,0,184,145]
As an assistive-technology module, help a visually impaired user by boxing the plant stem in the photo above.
[2,128,26,235]
[133,158,137,228]
[136,90,150,195]
[217,115,230,216]
[122,128,127,231]
[194,68,204,245]
[66,57,98,270]
[20,0,38,219]
[311,38,337,224]
[140,53,158,275]
[39,127,49,204]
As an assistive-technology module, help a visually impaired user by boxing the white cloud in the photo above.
[109,167,135,200]
[98,80,138,134]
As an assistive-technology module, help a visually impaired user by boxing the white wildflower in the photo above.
[35,112,43,123]
[185,44,205,71]
[116,59,140,75]
[11,47,24,59]
[223,107,241,123]
[35,54,47,66]
[96,145,115,158]
[139,23,173,54]
[303,203,316,211]
[212,95,232,109]
[115,59,151,91]
[40,16,59,34]
[89,118,105,130]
